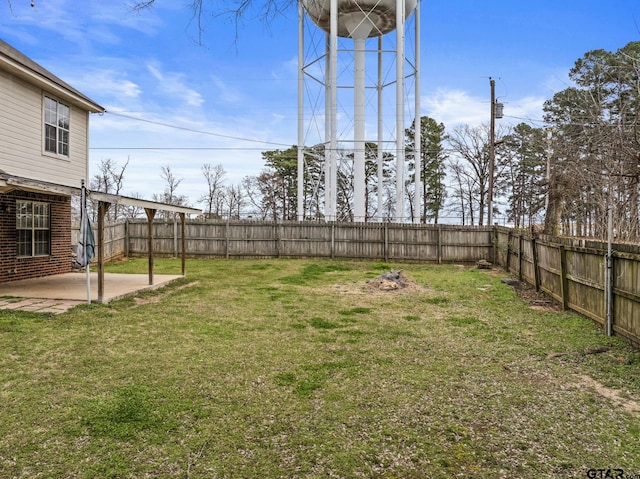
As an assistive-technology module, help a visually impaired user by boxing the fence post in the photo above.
[559,245,570,310]
[173,215,178,258]
[492,227,497,265]
[331,223,335,259]
[276,221,281,258]
[605,250,615,336]
[384,223,389,263]
[437,225,442,264]
[124,219,130,258]
[506,230,513,274]
[518,233,524,282]
[225,220,230,259]
[531,233,540,291]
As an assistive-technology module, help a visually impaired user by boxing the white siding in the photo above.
[0,69,88,187]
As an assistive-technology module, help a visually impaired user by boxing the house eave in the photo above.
[0,41,104,113]
[0,173,201,215]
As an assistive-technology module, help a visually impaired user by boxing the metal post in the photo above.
[352,27,371,222]
[488,77,495,226]
[377,36,384,222]
[606,203,614,336]
[412,3,421,224]
[81,180,91,304]
[297,1,305,221]
[394,0,406,222]
[324,0,338,222]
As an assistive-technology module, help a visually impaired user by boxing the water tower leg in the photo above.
[297,0,305,221]
[412,1,421,223]
[353,35,366,222]
[323,0,338,221]
[394,0,406,222]
[377,36,384,222]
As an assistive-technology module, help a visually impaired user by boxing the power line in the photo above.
[101,111,293,148]
[90,147,271,151]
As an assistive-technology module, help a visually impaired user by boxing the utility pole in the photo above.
[488,78,496,226]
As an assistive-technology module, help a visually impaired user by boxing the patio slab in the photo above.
[0,271,183,313]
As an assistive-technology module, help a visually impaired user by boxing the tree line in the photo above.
[89,41,640,241]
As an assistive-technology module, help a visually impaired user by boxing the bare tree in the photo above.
[200,163,226,219]
[446,159,475,225]
[447,125,491,225]
[121,192,145,219]
[447,124,509,225]
[241,175,268,219]
[90,157,129,221]
[153,165,189,219]
[224,184,245,219]
[130,0,294,44]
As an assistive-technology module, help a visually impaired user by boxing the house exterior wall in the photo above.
[0,191,72,283]
[0,69,89,187]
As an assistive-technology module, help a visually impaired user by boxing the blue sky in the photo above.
[2,0,640,207]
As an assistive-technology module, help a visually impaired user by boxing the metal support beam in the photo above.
[394,0,406,222]
[297,0,305,221]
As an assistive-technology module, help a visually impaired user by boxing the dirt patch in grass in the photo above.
[365,270,428,293]
[501,277,561,311]
[576,375,640,417]
[327,270,429,296]
[133,281,199,305]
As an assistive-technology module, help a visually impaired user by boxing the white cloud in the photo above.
[423,88,547,129]
[423,89,488,127]
[76,69,142,102]
[209,75,244,105]
[500,96,546,126]
[147,63,205,108]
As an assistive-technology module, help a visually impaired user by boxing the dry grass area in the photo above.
[1,258,639,478]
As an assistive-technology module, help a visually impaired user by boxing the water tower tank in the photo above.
[302,0,417,38]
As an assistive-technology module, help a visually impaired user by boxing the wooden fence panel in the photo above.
[72,222,126,262]
[280,222,332,258]
[564,248,604,324]
[613,255,640,346]
[184,222,225,257]
[333,223,384,259]
[439,227,493,263]
[494,229,509,266]
[387,224,432,261]
[532,241,563,305]
[227,222,278,257]
[519,237,536,285]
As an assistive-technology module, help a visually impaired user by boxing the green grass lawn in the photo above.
[1,258,640,478]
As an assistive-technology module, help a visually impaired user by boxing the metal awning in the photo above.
[0,173,201,215]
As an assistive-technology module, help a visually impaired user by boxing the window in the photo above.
[44,96,70,156]
[16,201,50,256]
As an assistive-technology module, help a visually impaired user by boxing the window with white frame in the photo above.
[16,201,51,256]
[44,96,70,156]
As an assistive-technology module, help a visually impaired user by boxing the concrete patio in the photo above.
[0,271,183,314]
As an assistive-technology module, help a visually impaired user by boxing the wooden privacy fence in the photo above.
[495,226,640,348]
[88,219,640,347]
[123,219,494,263]
[72,221,126,263]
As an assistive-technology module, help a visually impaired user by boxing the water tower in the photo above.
[297,0,421,222]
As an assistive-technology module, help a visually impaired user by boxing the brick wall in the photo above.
[0,191,72,283]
